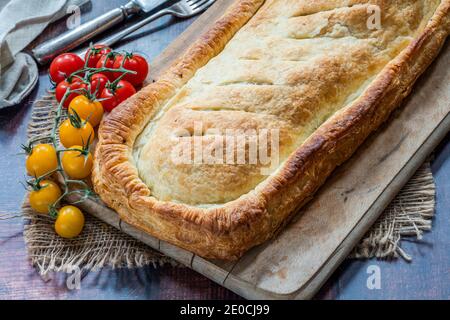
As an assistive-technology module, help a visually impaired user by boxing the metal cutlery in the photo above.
[32,0,212,65]
[93,0,215,50]
[32,0,170,64]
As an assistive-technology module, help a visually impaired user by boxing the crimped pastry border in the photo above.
[93,0,450,260]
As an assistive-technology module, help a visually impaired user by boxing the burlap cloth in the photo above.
[23,97,436,275]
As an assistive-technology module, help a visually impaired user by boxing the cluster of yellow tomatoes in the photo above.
[26,96,101,239]
[25,46,149,239]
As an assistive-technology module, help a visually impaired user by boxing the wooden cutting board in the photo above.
[78,0,450,299]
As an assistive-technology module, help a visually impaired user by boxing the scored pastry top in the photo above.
[133,0,441,205]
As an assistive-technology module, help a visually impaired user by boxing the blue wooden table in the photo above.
[0,0,449,300]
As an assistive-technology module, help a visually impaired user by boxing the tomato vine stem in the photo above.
[25,49,137,215]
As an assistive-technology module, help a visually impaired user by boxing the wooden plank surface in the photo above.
[0,0,449,300]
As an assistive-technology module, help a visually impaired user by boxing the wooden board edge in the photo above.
[149,0,235,80]
[220,111,450,300]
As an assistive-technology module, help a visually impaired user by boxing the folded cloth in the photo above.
[0,0,89,109]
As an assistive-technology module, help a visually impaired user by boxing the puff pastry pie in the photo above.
[93,0,450,260]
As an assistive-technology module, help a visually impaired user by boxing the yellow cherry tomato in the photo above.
[62,145,93,179]
[59,118,95,148]
[26,144,58,177]
[29,180,62,214]
[68,95,104,127]
[55,205,85,239]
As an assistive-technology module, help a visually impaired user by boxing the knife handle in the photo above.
[32,1,140,65]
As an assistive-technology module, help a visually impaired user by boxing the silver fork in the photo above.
[82,0,215,55]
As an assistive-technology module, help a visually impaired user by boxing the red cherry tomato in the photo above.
[85,45,112,68]
[96,54,118,81]
[113,54,149,86]
[55,78,88,108]
[49,53,85,84]
[99,88,119,112]
[89,73,109,97]
[114,80,136,102]
[99,80,136,112]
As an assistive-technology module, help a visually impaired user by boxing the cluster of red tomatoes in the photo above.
[25,45,149,239]
[52,45,149,112]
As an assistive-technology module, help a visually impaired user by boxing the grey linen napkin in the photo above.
[0,0,89,109]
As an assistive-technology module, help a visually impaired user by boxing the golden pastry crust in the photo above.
[93,0,450,260]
